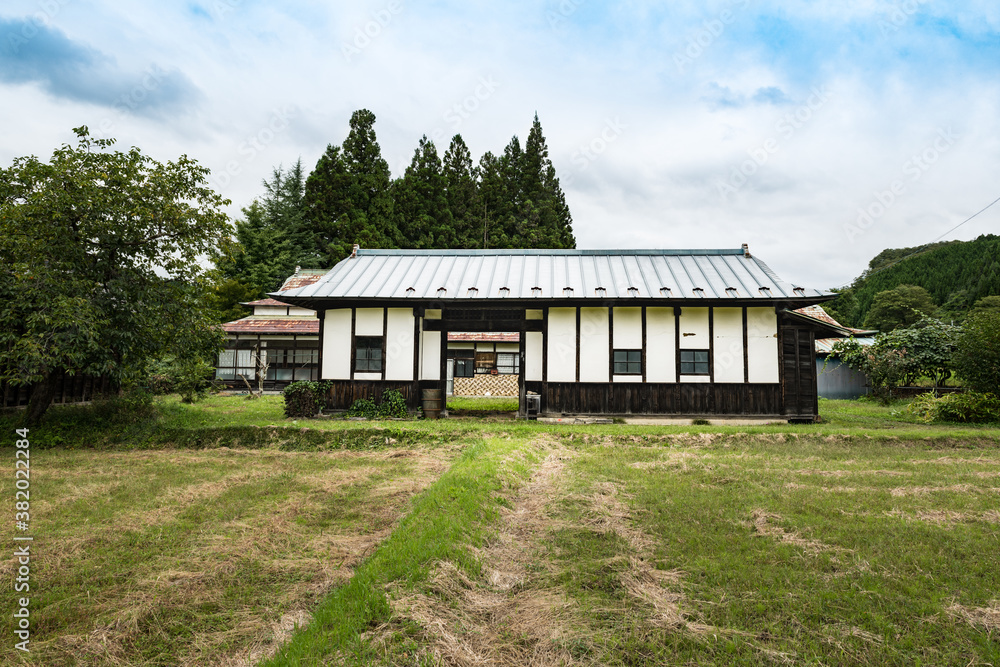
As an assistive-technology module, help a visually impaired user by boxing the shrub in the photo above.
[146,355,217,402]
[283,381,328,418]
[377,390,408,418]
[831,339,909,404]
[905,391,1000,423]
[953,310,1000,393]
[346,398,377,419]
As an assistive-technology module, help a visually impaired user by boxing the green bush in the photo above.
[346,398,378,419]
[953,310,1000,393]
[282,381,329,418]
[905,391,1000,423]
[377,390,408,418]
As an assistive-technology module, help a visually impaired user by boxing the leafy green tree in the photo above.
[953,310,1000,393]
[393,136,456,248]
[864,284,937,332]
[830,339,908,404]
[824,287,858,327]
[0,127,229,424]
[971,295,1000,315]
[878,316,961,386]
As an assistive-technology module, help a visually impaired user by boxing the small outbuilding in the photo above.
[275,247,840,421]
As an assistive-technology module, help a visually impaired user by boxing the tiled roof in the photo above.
[222,318,319,334]
[275,248,830,304]
[242,298,290,307]
[793,305,878,336]
[280,270,327,292]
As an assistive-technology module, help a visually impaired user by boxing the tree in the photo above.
[863,284,937,332]
[830,339,909,404]
[0,127,229,424]
[304,109,398,264]
[971,295,1000,315]
[393,136,456,248]
[517,113,575,248]
[953,310,1000,393]
[442,134,480,248]
[878,316,961,386]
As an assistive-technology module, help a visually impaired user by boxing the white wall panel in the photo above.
[747,307,779,383]
[713,308,745,383]
[420,330,441,380]
[525,331,543,381]
[322,309,352,380]
[645,308,676,382]
[612,307,642,349]
[547,307,577,382]
[678,307,710,349]
[579,307,609,382]
[355,308,384,336]
[385,308,415,381]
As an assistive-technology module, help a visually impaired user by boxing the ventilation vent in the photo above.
[498,287,510,297]
[627,286,639,297]
[660,287,672,296]
[436,287,447,297]
[531,286,542,297]
[563,287,574,297]
[467,287,479,297]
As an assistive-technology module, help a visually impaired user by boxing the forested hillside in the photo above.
[213,109,575,316]
[826,235,1000,327]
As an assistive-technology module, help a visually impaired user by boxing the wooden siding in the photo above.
[779,324,818,420]
[2,372,116,409]
[324,380,420,411]
[541,382,783,416]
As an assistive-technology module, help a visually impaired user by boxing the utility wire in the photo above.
[835,193,1000,289]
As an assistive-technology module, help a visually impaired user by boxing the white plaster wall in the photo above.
[355,308,384,336]
[526,309,543,320]
[612,307,642,349]
[449,342,474,349]
[288,307,314,317]
[678,307,710,349]
[645,307,676,382]
[579,307,609,382]
[254,305,287,316]
[613,375,643,383]
[713,308,745,383]
[322,309,352,380]
[547,307,577,382]
[680,375,711,383]
[420,330,441,380]
[525,331,543,381]
[354,372,382,381]
[385,308,415,381]
[747,307,779,383]
[496,343,519,352]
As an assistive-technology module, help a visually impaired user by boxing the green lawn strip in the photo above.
[561,439,1000,665]
[447,395,520,412]
[262,435,542,666]
[7,395,1000,454]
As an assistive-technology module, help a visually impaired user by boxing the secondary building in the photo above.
[274,247,841,421]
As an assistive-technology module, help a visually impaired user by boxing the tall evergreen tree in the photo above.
[476,150,507,249]
[443,134,480,248]
[303,109,398,263]
[517,113,575,248]
[393,136,455,248]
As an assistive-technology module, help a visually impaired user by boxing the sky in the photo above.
[1,0,999,291]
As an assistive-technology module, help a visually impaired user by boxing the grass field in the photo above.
[2,395,999,665]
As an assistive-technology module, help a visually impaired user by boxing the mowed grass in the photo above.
[347,434,1000,666]
[0,444,459,666]
[2,394,999,665]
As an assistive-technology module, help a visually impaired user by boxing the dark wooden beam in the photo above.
[421,319,543,332]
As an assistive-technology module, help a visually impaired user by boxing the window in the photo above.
[613,349,642,375]
[680,349,710,375]
[355,336,383,372]
[475,351,496,374]
[454,358,475,377]
[496,352,520,375]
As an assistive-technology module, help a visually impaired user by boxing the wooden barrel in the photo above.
[421,388,443,419]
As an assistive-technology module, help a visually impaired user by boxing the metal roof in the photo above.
[274,248,830,305]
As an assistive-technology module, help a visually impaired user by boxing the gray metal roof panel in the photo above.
[273,248,829,302]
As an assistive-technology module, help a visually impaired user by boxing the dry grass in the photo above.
[0,446,455,667]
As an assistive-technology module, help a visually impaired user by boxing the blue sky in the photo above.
[2,0,998,290]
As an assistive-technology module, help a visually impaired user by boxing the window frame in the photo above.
[354,336,384,373]
[679,349,710,376]
[613,348,642,375]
